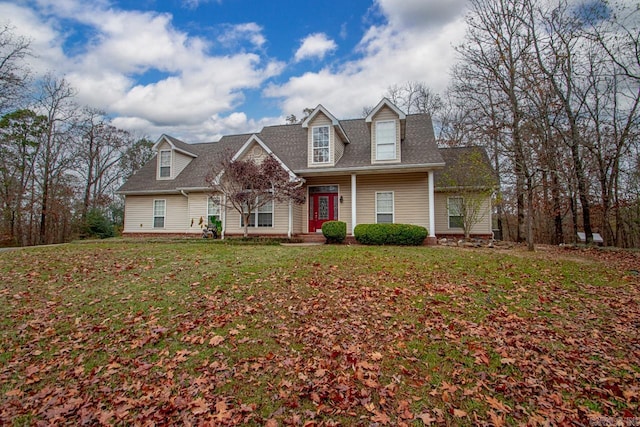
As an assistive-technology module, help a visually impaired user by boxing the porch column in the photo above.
[428,171,436,238]
[351,173,357,234]
[288,200,292,239]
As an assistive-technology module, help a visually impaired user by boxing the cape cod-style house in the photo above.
[117,98,494,241]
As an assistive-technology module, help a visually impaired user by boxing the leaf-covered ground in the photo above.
[0,241,638,426]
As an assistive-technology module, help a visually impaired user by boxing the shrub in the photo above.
[81,209,115,239]
[353,223,427,246]
[322,221,347,243]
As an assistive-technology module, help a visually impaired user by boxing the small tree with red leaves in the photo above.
[206,150,305,237]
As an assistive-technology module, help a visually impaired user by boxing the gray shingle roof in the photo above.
[118,113,445,194]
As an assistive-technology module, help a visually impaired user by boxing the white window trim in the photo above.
[311,125,330,164]
[375,120,397,161]
[153,199,166,229]
[448,196,464,229]
[375,191,394,224]
[158,150,172,179]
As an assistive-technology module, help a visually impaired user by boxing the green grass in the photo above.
[0,241,638,425]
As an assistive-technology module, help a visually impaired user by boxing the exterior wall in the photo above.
[355,173,429,229]
[434,192,492,236]
[370,106,401,164]
[307,113,335,167]
[292,201,304,235]
[187,193,210,233]
[304,176,352,233]
[123,194,189,233]
[174,151,193,177]
[335,136,345,164]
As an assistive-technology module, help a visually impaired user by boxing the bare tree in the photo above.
[35,75,79,244]
[385,81,443,116]
[77,107,131,219]
[206,151,305,237]
[0,23,31,114]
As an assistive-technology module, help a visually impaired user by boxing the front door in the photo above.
[309,188,338,232]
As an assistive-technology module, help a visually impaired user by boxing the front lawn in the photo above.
[0,241,638,425]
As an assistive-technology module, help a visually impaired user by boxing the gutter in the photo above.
[294,162,446,176]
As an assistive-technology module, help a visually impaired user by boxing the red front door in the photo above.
[309,193,338,232]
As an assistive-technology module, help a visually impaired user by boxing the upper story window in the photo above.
[375,120,396,161]
[159,150,171,178]
[312,126,330,163]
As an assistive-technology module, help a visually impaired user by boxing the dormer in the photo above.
[366,98,406,164]
[301,105,350,168]
[233,134,298,180]
[152,135,198,180]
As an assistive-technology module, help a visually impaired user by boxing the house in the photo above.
[117,98,495,241]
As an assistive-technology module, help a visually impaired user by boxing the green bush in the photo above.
[353,223,427,246]
[81,209,115,239]
[322,221,347,243]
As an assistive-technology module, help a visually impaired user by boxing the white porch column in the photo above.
[428,171,436,238]
[351,173,357,234]
[288,200,293,238]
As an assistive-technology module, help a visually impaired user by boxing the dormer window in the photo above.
[312,126,330,163]
[159,150,171,178]
[376,120,396,161]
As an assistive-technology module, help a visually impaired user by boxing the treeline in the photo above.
[0,25,153,246]
[384,0,639,248]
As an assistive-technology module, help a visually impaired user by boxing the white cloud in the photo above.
[294,33,337,62]
[3,0,284,140]
[218,23,266,49]
[266,2,467,119]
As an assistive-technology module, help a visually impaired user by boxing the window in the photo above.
[208,196,221,223]
[376,120,396,160]
[159,150,171,178]
[312,126,330,163]
[241,197,273,227]
[153,200,166,228]
[448,197,464,228]
[376,192,394,224]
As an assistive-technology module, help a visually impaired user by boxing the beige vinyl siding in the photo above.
[174,151,193,177]
[292,202,304,235]
[433,192,492,235]
[238,142,268,163]
[307,113,334,167]
[187,193,210,232]
[304,175,352,233]
[124,194,189,233]
[355,173,429,229]
[370,106,401,164]
[335,137,346,164]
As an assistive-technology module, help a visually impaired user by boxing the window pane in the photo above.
[257,212,272,227]
[377,213,393,224]
[154,200,165,216]
[160,151,171,166]
[449,216,463,228]
[376,192,393,213]
[160,166,170,177]
[153,217,165,228]
[376,143,395,160]
[449,197,463,216]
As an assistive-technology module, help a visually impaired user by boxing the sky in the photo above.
[2,0,469,142]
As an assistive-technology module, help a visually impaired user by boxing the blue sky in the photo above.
[2,0,469,141]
